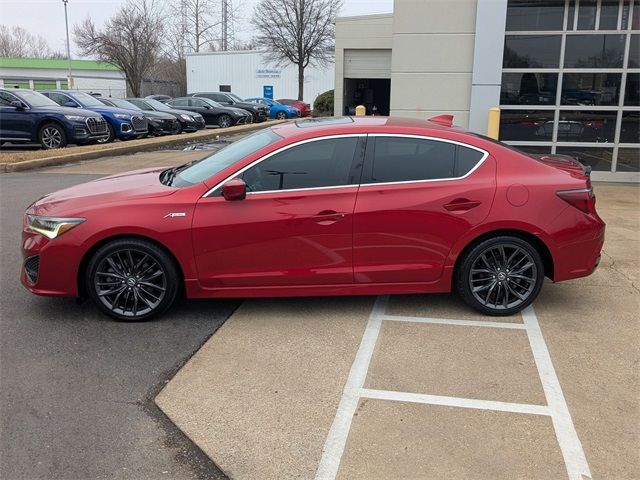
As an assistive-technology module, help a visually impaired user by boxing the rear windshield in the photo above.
[174,129,283,186]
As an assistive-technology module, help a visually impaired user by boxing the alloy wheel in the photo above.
[468,243,537,311]
[42,127,62,148]
[94,248,166,318]
[276,111,287,120]
[218,115,232,128]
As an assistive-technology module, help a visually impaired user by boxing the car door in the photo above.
[191,135,365,289]
[353,134,496,283]
[189,98,217,124]
[0,91,32,140]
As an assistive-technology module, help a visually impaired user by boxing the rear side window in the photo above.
[171,98,188,107]
[366,136,485,184]
[242,137,359,192]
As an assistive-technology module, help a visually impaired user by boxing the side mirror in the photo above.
[204,104,211,109]
[9,100,25,111]
[222,178,247,201]
[64,101,77,108]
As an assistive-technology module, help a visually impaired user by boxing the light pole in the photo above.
[62,0,73,88]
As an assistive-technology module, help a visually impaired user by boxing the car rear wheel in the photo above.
[218,114,232,128]
[39,123,67,149]
[97,123,115,144]
[86,238,179,321]
[276,111,287,120]
[456,236,544,316]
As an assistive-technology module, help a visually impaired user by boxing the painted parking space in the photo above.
[154,183,638,480]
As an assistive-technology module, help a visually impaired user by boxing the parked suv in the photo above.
[40,90,148,142]
[166,97,251,128]
[99,98,179,136]
[189,92,268,122]
[0,88,108,149]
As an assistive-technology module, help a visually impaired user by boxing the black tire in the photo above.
[172,121,183,134]
[218,114,232,128]
[97,122,115,144]
[85,238,179,321]
[456,235,544,316]
[38,122,67,149]
[276,111,287,120]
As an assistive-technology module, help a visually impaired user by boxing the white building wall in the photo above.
[0,67,126,97]
[186,51,334,106]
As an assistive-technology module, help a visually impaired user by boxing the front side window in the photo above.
[241,137,359,192]
[46,92,73,106]
[0,91,19,106]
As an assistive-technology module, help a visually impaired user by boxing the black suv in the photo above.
[188,92,268,122]
[0,89,108,149]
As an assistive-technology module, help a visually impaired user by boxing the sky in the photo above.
[0,0,394,56]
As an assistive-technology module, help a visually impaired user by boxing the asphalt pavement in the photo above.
[0,171,238,479]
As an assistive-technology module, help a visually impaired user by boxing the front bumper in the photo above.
[66,118,109,144]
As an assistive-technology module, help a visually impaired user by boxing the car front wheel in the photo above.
[218,114,232,128]
[276,111,287,120]
[39,123,67,149]
[97,123,115,144]
[456,236,544,316]
[86,238,179,321]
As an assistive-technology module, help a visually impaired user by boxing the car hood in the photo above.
[226,107,249,116]
[39,105,102,118]
[83,105,141,116]
[140,110,176,121]
[163,108,201,118]
[28,168,175,217]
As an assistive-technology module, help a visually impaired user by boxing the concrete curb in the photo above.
[0,120,285,173]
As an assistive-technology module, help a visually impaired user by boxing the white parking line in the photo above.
[315,297,591,480]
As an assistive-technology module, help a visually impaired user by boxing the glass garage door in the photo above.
[500,0,639,178]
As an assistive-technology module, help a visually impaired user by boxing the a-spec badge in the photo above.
[164,212,187,218]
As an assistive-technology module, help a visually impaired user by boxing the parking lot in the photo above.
[1,148,638,480]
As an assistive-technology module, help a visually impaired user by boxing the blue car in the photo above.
[0,88,108,149]
[40,90,148,143]
[245,97,300,119]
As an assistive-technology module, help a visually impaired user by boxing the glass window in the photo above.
[499,110,556,141]
[170,98,188,107]
[242,137,358,191]
[69,91,104,107]
[557,110,617,142]
[455,146,485,177]
[628,35,640,67]
[33,81,57,90]
[625,73,640,106]
[367,137,456,183]
[555,147,613,171]
[616,148,640,171]
[632,2,640,29]
[190,98,206,107]
[567,0,575,30]
[501,73,558,105]
[577,0,597,30]
[175,129,283,187]
[515,146,552,155]
[505,0,565,31]
[620,111,640,143]
[44,92,73,106]
[599,0,620,29]
[0,91,19,106]
[503,35,562,68]
[561,73,621,105]
[564,34,626,67]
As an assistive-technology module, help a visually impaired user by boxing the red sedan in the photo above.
[277,98,311,117]
[21,116,605,321]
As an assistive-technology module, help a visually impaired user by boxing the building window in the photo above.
[502,0,640,176]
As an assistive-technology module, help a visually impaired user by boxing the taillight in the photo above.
[556,188,596,214]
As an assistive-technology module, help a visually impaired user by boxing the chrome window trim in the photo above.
[360,133,490,187]
[202,133,366,197]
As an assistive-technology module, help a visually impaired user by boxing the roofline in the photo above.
[335,12,394,22]
[185,49,268,57]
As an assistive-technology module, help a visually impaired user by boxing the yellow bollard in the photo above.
[487,107,500,140]
[355,105,366,116]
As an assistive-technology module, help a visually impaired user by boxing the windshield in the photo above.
[111,99,141,110]
[70,91,105,107]
[228,93,244,103]
[145,98,172,111]
[202,98,223,108]
[174,129,282,187]
[17,90,59,107]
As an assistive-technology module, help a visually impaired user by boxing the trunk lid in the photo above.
[530,154,591,179]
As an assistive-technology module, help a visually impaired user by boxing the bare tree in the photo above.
[0,25,58,58]
[168,0,221,56]
[251,0,341,100]
[74,0,164,97]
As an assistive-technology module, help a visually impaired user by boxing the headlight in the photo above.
[64,114,87,121]
[113,113,131,119]
[180,114,194,121]
[26,215,85,240]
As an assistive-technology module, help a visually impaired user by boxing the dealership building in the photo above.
[334,0,639,181]
[0,57,126,98]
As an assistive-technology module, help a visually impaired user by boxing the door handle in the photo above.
[313,210,347,225]
[443,198,481,212]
